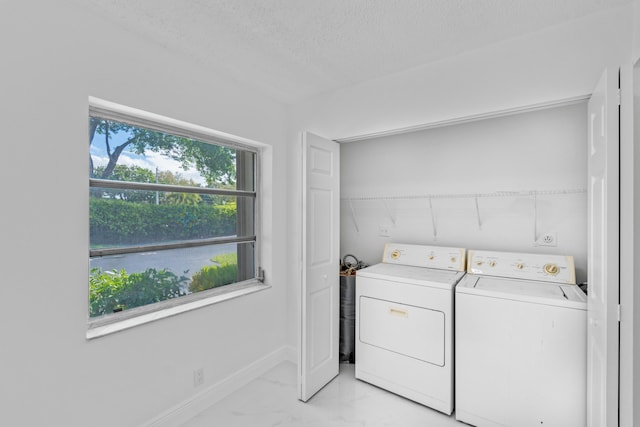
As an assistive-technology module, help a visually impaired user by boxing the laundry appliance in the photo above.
[455,249,587,427]
[355,243,466,414]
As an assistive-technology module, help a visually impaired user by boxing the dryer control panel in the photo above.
[382,243,466,271]
[467,250,576,284]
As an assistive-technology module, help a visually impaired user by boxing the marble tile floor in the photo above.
[181,361,462,427]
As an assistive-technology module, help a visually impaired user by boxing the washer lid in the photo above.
[357,263,465,290]
[456,275,586,309]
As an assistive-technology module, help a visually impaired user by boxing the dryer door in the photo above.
[359,296,445,366]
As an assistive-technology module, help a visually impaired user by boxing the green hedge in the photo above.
[189,253,238,293]
[89,268,189,317]
[90,198,237,246]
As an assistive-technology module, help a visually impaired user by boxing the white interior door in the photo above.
[587,67,620,427]
[298,131,340,402]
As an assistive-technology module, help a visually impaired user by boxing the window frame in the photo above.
[87,97,268,339]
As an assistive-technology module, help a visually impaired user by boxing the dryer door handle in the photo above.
[389,307,408,318]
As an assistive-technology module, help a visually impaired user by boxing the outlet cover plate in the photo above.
[378,225,391,237]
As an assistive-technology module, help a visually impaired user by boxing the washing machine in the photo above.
[355,243,466,415]
[455,250,587,427]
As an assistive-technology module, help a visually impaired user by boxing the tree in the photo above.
[91,165,206,205]
[89,117,236,187]
[158,170,202,205]
[157,170,199,186]
[165,192,202,206]
[92,164,156,202]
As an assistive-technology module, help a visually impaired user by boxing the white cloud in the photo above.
[145,151,206,185]
[91,151,206,185]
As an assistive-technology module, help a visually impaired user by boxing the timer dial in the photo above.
[544,263,560,275]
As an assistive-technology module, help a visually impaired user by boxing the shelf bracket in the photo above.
[381,199,396,225]
[429,198,437,241]
[349,199,360,233]
[532,191,538,242]
[474,196,482,231]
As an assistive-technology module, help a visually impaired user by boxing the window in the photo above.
[88,100,263,335]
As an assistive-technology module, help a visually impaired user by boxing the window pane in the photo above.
[89,116,254,191]
[88,113,258,321]
[89,242,254,317]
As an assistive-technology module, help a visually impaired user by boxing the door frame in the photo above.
[618,60,639,427]
[587,66,621,427]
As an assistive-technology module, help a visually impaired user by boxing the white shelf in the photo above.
[341,188,586,202]
[341,188,587,241]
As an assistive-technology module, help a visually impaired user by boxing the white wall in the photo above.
[340,102,588,281]
[0,2,289,427]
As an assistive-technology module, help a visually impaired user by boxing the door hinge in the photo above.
[617,304,621,322]
[617,88,621,106]
[257,267,266,283]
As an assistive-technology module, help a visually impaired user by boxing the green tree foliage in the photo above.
[157,170,200,186]
[156,170,203,205]
[89,116,236,186]
[101,164,156,183]
[91,165,205,205]
[92,164,156,202]
[164,192,202,206]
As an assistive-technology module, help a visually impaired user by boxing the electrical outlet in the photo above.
[193,368,204,387]
[536,232,557,247]
[378,225,391,237]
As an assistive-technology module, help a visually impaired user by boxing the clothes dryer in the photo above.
[455,250,587,427]
[355,243,466,415]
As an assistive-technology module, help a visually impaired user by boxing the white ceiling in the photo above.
[84,0,630,104]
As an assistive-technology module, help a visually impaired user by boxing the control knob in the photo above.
[544,263,560,275]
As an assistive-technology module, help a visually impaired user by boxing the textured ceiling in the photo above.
[83,0,631,104]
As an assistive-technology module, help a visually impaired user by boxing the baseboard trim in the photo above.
[141,345,296,427]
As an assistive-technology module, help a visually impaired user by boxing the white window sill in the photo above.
[86,281,270,340]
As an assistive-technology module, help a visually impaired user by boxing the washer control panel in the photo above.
[467,250,576,284]
[382,243,466,271]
